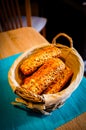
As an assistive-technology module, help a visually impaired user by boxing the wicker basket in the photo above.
[8,33,84,115]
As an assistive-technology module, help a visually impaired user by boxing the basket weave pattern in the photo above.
[8,33,84,114]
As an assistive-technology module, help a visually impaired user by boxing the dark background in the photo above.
[21,0,86,60]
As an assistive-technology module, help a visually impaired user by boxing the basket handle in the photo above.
[52,33,73,48]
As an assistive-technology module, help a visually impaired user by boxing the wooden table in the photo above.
[0,27,86,130]
[0,27,49,59]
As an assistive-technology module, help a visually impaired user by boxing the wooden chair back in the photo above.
[0,0,31,32]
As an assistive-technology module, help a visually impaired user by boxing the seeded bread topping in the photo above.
[16,58,65,95]
[20,45,61,75]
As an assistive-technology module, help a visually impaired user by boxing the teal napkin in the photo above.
[0,54,86,130]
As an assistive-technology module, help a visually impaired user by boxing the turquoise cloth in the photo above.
[0,54,86,130]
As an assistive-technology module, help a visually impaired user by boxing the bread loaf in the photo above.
[43,66,73,94]
[20,45,61,75]
[16,58,65,96]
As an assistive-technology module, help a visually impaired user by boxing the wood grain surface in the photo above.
[56,112,86,130]
[0,27,49,59]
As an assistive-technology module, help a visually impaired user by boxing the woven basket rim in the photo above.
[8,42,84,114]
[8,43,84,94]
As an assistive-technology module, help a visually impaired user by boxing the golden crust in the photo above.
[20,45,61,75]
[19,58,65,95]
[43,66,73,94]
